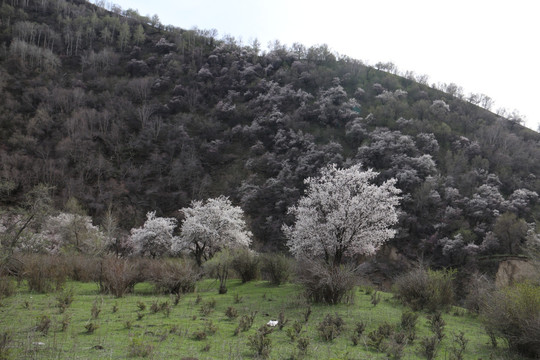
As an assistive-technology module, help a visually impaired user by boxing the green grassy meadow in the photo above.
[0,279,521,359]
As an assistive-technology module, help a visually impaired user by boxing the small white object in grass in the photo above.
[33,342,45,346]
[267,320,278,327]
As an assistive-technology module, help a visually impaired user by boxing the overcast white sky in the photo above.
[108,0,539,130]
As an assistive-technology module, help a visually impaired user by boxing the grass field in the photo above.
[0,278,521,359]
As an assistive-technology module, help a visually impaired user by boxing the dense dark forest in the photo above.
[0,0,539,271]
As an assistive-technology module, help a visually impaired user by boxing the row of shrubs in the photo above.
[393,266,540,358]
[0,250,293,297]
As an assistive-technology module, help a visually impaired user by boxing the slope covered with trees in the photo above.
[0,0,539,270]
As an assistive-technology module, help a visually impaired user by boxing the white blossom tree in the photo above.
[283,164,401,266]
[174,196,251,266]
[130,211,177,258]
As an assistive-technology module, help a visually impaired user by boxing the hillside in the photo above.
[0,0,539,270]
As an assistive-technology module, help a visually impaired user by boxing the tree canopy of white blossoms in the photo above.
[26,212,105,254]
[130,211,178,258]
[174,196,251,265]
[283,164,401,266]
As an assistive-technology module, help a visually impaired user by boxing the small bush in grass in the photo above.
[192,330,207,340]
[56,287,74,313]
[0,331,12,360]
[91,298,102,319]
[428,311,446,341]
[172,292,181,306]
[148,258,199,294]
[317,313,344,341]
[22,254,67,293]
[225,306,238,319]
[463,273,494,314]
[99,257,139,297]
[236,311,257,333]
[85,321,99,334]
[448,331,468,360]
[127,336,153,357]
[367,322,394,351]
[233,293,243,304]
[150,300,160,314]
[278,311,289,330]
[351,321,366,346]
[161,301,171,317]
[204,320,217,335]
[419,335,440,360]
[296,259,357,304]
[0,276,15,298]
[137,301,146,311]
[61,314,71,332]
[124,320,132,330]
[386,332,406,360]
[231,248,259,283]
[286,320,303,341]
[393,267,455,312]
[35,314,51,335]
[296,336,310,356]
[260,253,291,285]
[67,255,100,282]
[481,282,540,357]
[199,299,216,316]
[301,306,312,324]
[401,310,418,332]
[248,325,273,359]
[371,291,381,306]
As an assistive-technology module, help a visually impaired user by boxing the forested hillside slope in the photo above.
[1,0,539,268]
